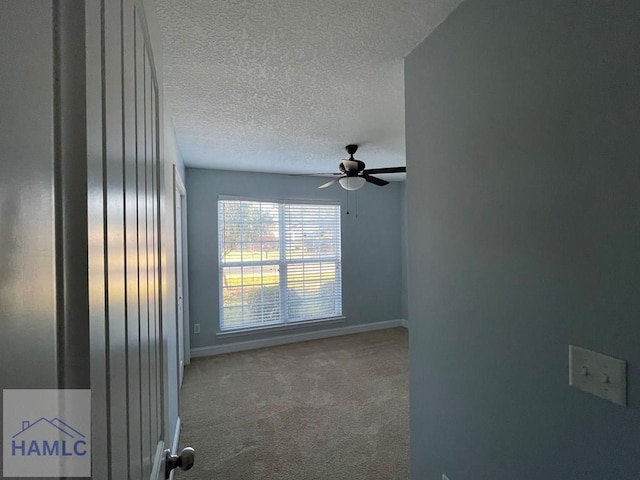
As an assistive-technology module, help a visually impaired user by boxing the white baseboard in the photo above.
[172,416,181,453]
[190,319,406,358]
[401,318,409,329]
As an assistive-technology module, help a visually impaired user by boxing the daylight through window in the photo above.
[218,198,342,331]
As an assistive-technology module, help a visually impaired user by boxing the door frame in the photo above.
[173,165,191,378]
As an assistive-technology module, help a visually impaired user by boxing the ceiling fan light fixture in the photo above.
[339,176,365,191]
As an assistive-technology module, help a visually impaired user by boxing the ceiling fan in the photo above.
[305,145,406,191]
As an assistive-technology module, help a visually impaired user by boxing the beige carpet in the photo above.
[179,327,409,480]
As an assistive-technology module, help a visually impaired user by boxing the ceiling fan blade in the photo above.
[362,173,389,186]
[363,166,406,175]
[288,173,342,177]
[318,179,337,189]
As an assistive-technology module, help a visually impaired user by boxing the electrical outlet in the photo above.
[569,345,626,406]
[193,323,200,334]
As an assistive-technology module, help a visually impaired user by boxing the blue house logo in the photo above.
[11,417,88,457]
[3,389,91,477]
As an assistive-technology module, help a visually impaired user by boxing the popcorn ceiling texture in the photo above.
[154,0,462,174]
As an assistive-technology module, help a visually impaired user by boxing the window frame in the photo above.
[217,195,343,333]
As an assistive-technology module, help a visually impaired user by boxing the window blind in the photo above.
[218,199,342,331]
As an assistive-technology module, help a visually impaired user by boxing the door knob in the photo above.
[164,447,195,478]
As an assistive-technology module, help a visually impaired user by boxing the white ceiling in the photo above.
[154,0,462,178]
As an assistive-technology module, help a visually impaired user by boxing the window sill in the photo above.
[216,316,346,338]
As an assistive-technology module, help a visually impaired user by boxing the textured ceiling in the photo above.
[154,0,462,177]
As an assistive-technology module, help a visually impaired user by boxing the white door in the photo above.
[85,0,184,478]
[0,1,186,479]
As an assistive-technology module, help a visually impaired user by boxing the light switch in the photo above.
[569,345,627,406]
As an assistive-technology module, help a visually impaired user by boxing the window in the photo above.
[218,197,342,331]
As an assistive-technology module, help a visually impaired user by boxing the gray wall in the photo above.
[405,1,640,478]
[186,168,404,349]
[165,113,186,182]
[162,117,184,449]
[400,182,409,321]
[0,2,60,393]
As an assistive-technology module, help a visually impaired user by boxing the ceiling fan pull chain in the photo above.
[346,189,350,215]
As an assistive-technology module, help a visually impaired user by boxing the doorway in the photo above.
[174,166,190,387]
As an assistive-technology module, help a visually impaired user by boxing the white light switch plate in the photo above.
[569,345,626,406]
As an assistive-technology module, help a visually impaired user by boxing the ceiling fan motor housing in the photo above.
[340,159,365,175]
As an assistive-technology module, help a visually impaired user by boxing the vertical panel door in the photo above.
[86,0,169,478]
